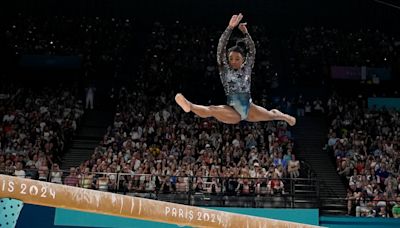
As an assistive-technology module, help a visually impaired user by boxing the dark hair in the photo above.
[228,39,246,57]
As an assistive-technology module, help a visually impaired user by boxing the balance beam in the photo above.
[0,175,320,227]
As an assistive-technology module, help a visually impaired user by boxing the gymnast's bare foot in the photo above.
[175,93,191,112]
[286,115,296,126]
[271,109,296,126]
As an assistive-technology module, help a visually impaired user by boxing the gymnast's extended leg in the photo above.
[175,93,241,124]
[246,103,296,126]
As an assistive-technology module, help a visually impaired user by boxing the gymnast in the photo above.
[175,13,296,126]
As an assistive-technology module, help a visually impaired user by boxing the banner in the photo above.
[331,66,361,80]
[366,67,391,81]
[331,66,391,81]
[320,216,400,228]
[54,207,319,227]
[368,98,400,110]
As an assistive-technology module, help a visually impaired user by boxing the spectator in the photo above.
[144,175,157,192]
[288,155,300,178]
[160,176,172,193]
[85,84,96,110]
[0,162,6,174]
[50,163,63,184]
[79,167,94,189]
[393,197,400,218]
[268,173,284,195]
[96,174,110,191]
[25,164,38,179]
[236,178,252,195]
[14,161,26,178]
[38,161,49,181]
[305,102,312,115]
[296,95,305,117]
[64,167,79,187]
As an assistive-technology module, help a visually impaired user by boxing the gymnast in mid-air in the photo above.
[175,13,296,126]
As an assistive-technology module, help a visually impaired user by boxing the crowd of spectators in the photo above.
[0,83,84,181]
[1,14,134,78]
[286,26,400,84]
[1,88,300,197]
[269,94,326,118]
[326,93,400,217]
[69,85,299,196]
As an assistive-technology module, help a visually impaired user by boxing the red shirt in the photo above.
[64,175,79,186]
[356,163,365,174]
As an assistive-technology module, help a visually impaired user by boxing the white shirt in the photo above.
[14,170,26,178]
[51,171,63,184]
[232,139,240,147]
[3,114,15,122]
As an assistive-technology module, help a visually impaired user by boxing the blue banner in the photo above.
[368,98,400,110]
[320,216,400,228]
[54,207,319,227]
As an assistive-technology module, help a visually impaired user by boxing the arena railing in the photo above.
[320,196,399,217]
[1,168,319,208]
[115,173,319,208]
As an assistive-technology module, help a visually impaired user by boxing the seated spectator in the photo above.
[160,176,172,193]
[176,171,189,193]
[255,178,269,196]
[144,175,157,192]
[236,178,252,196]
[96,174,110,192]
[106,167,117,191]
[38,161,49,181]
[50,163,63,184]
[207,178,221,194]
[64,167,79,187]
[193,178,205,193]
[25,164,38,180]
[377,206,388,218]
[226,177,239,195]
[313,98,325,113]
[305,102,312,115]
[346,184,362,215]
[355,192,374,217]
[268,173,284,195]
[392,197,400,218]
[288,155,300,178]
[79,167,94,189]
[0,162,6,174]
[14,161,26,178]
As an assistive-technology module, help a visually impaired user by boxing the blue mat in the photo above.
[0,198,24,228]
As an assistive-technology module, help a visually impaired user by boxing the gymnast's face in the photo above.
[228,51,244,70]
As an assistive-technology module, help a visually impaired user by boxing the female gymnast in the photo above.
[175,13,296,126]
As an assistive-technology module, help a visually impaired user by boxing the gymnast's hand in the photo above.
[238,22,248,34]
[228,13,243,29]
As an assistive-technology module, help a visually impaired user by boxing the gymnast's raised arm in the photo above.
[238,22,256,68]
[217,14,243,68]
